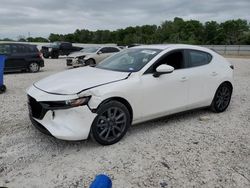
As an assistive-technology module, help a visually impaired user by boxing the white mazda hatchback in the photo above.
[27,44,233,145]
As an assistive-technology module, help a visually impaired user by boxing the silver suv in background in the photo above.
[66,46,120,67]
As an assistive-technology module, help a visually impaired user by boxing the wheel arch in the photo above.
[94,96,133,123]
[219,81,233,92]
[86,58,96,63]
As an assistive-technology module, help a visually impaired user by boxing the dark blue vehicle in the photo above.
[0,43,44,73]
[0,55,6,93]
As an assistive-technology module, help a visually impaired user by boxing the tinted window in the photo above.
[188,50,212,67]
[0,44,11,54]
[146,50,185,74]
[27,45,38,53]
[61,43,72,48]
[11,45,19,54]
[165,51,185,70]
[100,47,119,53]
[16,45,28,53]
[108,47,120,53]
[100,47,109,53]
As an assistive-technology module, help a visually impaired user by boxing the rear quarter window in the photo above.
[188,50,212,67]
[27,45,38,53]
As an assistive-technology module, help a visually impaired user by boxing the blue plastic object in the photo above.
[89,174,112,188]
[0,55,6,93]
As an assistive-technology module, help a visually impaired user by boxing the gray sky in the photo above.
[0,0,250,39]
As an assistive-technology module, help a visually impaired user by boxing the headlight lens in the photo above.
[41,96,91,109]
[65,97,91,107]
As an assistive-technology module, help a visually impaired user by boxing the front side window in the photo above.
[100,47,109,53]
[107,47,120,53]
[145,50,186,73]
[188,50,212,67]
[96,48,162,72]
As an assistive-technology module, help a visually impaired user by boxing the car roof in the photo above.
[0,42,37,47]
[133,44,209,51]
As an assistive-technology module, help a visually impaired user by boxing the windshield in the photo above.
[96,48,162,72]
[81,47,100,53]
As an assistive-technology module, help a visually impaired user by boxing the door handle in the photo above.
[180,77,188,82]
[211,72,218,76]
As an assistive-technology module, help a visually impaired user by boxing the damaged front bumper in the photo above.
[27,86,97,141]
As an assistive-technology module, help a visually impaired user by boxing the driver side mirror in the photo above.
[153,64,174,77]
[97,51,102,55]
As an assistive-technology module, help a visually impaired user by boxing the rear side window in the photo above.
[27,45,38,53]
[12,45,28,53]
[188,50,212,67]
[0,44,11,54]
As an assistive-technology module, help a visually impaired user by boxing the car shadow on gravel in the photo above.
[28,107,212,149]
[128,107,211,135]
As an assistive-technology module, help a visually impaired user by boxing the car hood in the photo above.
[34,67,130,95]
[68,52,93,58]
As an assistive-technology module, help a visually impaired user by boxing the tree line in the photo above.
[2,17,250,45]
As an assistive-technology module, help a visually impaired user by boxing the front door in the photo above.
[139,50,189,120]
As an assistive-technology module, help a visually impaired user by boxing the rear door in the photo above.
[185,49,215,108]
[7,44,28,69]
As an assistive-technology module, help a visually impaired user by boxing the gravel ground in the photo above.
[0,58,250,188]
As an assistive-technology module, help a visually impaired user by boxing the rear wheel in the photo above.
[0,85,6,94]
[210,83,232,113]
[91,101,131,145]
[29,62,40,73]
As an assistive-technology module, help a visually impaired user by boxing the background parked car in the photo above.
[41,42,83,59]
[66,46,120,67]
[0,43,44,73]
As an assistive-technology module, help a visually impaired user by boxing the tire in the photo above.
[51,51,59,59]
[91,101,131,145]
[0,85,6,94]
[86,59,96,67]
[29,62,40,73]
[210,83,232,113]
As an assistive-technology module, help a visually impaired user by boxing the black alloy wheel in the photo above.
[211,83,232,113]
[91,101,130,145]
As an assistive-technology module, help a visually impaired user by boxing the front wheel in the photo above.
[29,62,40,73]
[91,101,131,145]
[210,83,232,113]
[86,59,96,67]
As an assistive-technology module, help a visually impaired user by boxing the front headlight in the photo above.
[77,56,85,60]
[40,96,91,109]
[65,97,91,107]
[83,56,90,60]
